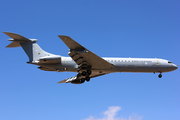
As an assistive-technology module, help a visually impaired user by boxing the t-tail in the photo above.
[4,32,59,63]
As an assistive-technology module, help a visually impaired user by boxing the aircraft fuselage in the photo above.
[37,56,177,74]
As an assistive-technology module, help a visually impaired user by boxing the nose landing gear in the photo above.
[158,73,162,78]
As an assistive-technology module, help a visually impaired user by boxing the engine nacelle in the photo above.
[39,56,61,64]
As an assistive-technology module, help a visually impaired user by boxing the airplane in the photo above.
[4,32,178,84]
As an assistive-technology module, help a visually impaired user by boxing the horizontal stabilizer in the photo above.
[4,32,30,41]
[3,32,38,48]
[4,32,53,62]
[6,41,21,48]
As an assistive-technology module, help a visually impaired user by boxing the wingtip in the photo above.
[57,79,67,83]
[57,82,66,84]
[3,31,15,34]
[58,35,69,37]
[58,35,63,39]
[3,32,9,35]
[3,32,17,36]
[57,81,63,83]
[58,35,70,39]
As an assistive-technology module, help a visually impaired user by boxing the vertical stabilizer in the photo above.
[4,32,54,62]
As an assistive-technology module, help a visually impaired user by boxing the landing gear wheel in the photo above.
[81,78,85,83]
[82,71,86,76]
[86,77,90,82]
[87,70,92,75]
[158,73,162,78]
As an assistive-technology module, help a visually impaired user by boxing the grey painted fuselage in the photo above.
[37,56,177,74]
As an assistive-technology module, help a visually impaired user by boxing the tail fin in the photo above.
[4,32,53,62]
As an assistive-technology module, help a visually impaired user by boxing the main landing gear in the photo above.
[81,70,91,76]
[81,70,91,83]
[80,76,90,83]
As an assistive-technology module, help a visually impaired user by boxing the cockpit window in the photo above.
[168,61,173,64]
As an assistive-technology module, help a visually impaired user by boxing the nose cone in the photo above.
[172,64,178,71]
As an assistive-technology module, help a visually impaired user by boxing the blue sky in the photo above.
[0,0,180,120]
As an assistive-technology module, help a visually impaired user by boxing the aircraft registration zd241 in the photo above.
[4,32,178,84]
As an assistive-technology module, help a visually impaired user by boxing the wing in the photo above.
[58,35,114,70]
[58,72,107,84]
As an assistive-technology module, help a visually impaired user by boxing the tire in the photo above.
[81,78,85,83]
[158,74,162,78]
[82,71,86,76]
[87,70,92,75]
[86,77,90,82]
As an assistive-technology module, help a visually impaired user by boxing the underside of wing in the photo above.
[57,72,107,84]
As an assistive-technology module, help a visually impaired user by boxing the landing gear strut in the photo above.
[158,73,162,78]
